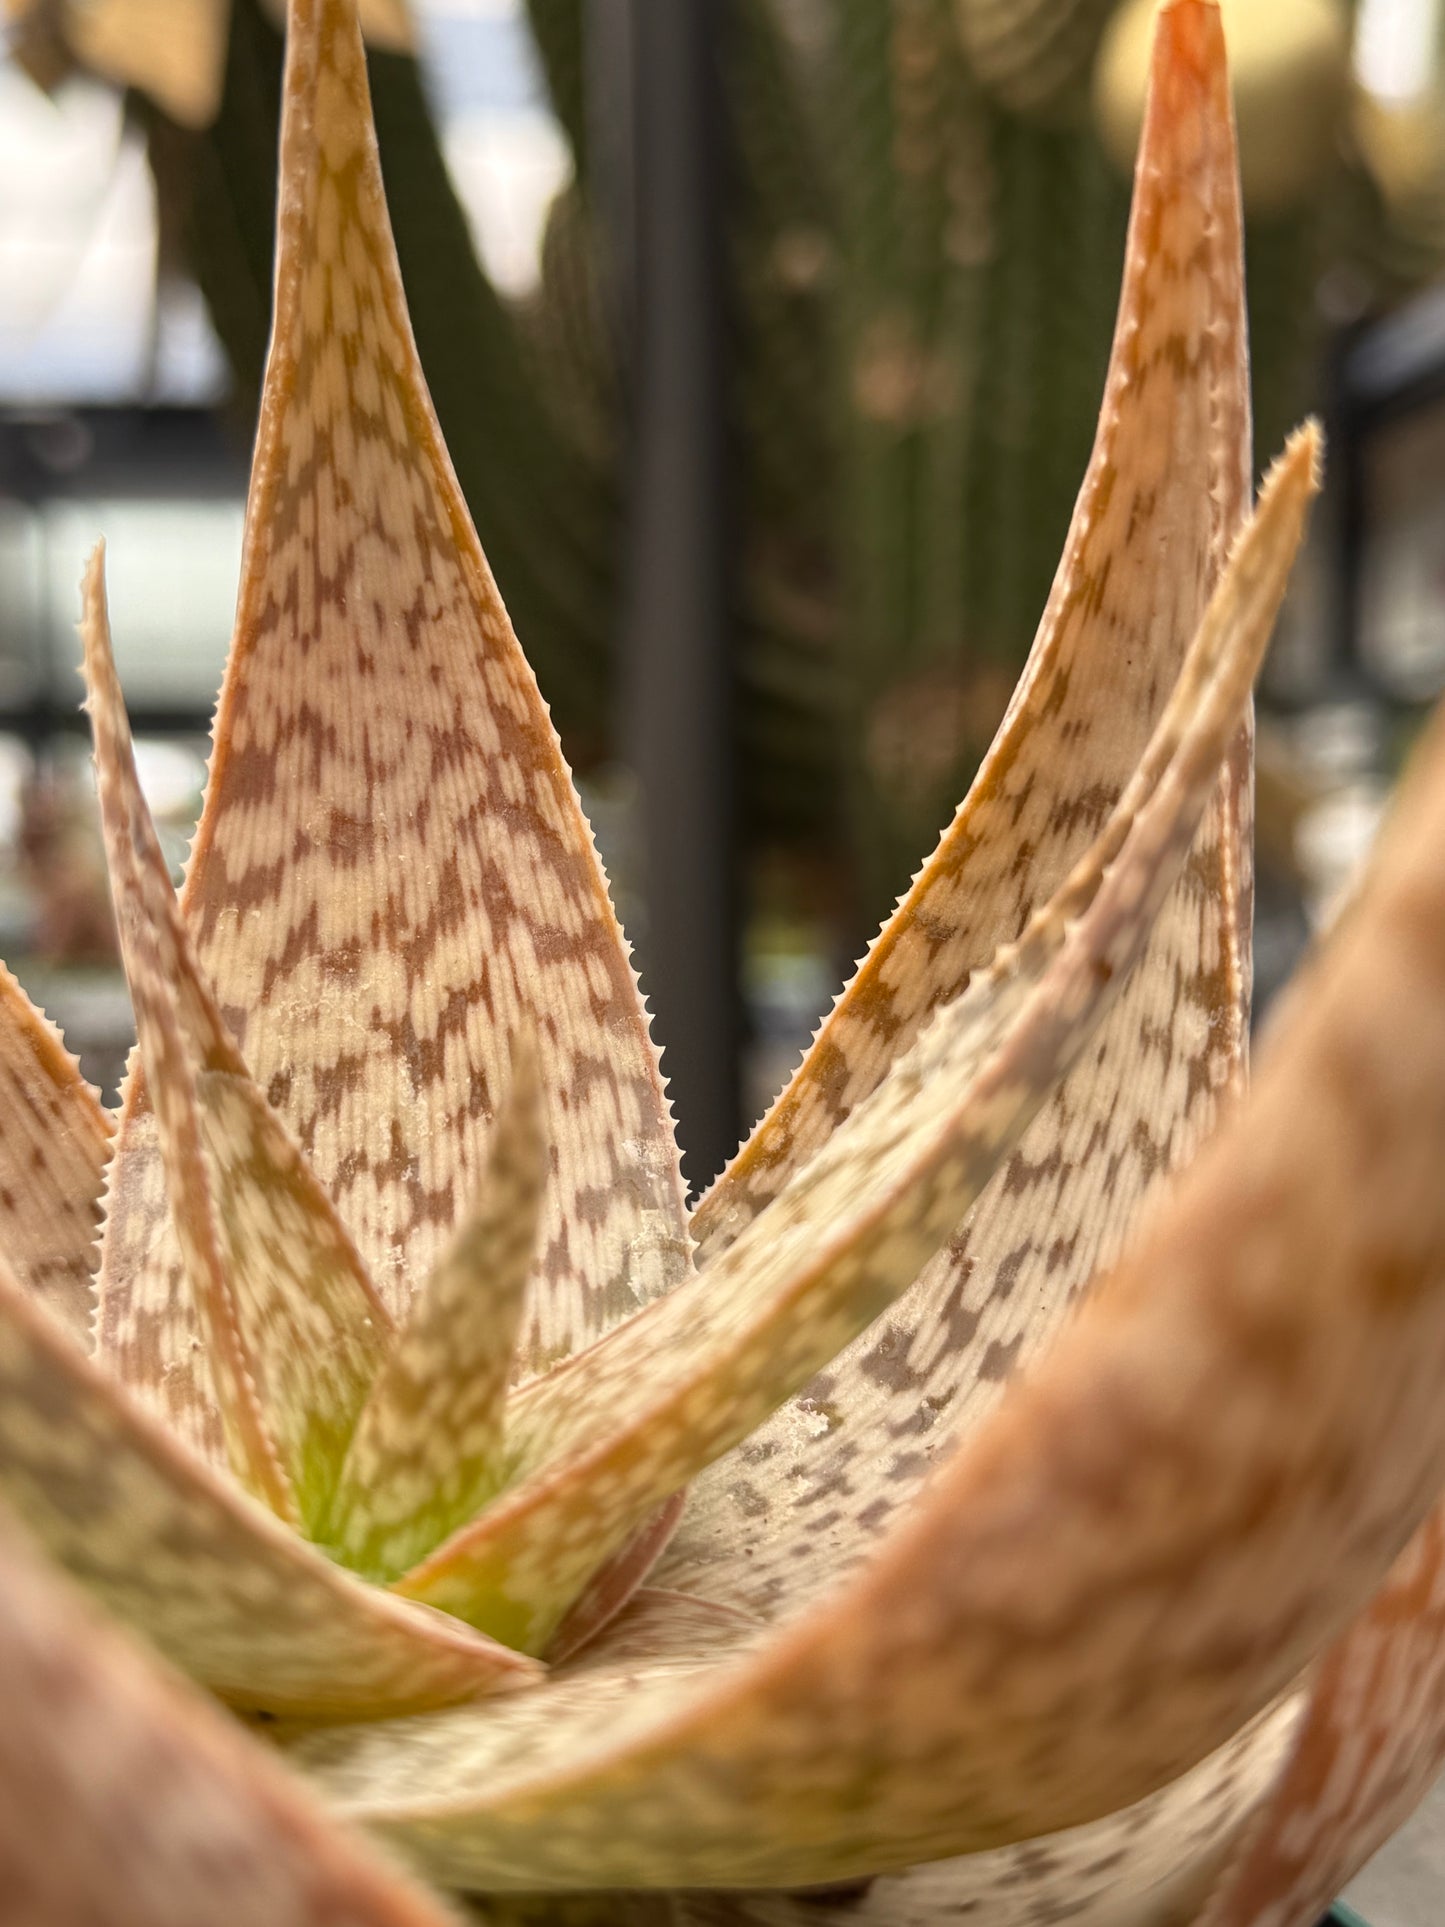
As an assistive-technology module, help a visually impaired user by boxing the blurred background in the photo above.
[0,0,1442,1190]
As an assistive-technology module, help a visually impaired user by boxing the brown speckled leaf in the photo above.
[452,1688,1306,1925]
[83,547,394,1530]
[695,0,1250,1259]
[0,1506,466,1927]
[278,456,1324,1879]
[0,964,110,1345]
[0,1238,533,1716]
[669,0,1257,1625]
[299,689,1445,1890]
[321,1037,545,1581]
[387,432,1313,1658]
[1196,1504,1445,1927]
[95,0,688,1461]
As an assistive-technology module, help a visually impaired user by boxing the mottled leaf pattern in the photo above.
[84,547,394,1529]
[322,1037,545,1580]
[0,1506,465,1927]
[0,1238,532,1716]
[390,432,1313,1656]
[0,964,110,1345]
[669,0,1256,1624]
[1197,1503,1445,1927]
[94,0,689,1466]
[695,0,1250,1258]
[297,695,1445,1891]
[452,1687,1307,1925]
[3,0,1442,1919]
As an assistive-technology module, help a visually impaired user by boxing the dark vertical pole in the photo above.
[601,0,741,1193]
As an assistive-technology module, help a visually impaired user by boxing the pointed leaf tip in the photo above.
[82,549,395,1532]
[323,1030,546,1580]
[675,0,1254,1639]
[125,0,692,1398]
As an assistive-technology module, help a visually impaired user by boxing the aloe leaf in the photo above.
[1197,1502,1445,1927]
[696,0,1250,1255]
[0,1234,534,1716]
[0,1505,464,1926]
[283,1613,1305,1910]
[83,549,394,1530]
[522,1691,1304,1925]
[94,0,689,1457]
[666,0,1255,1623]
[321,1038,545,1579]
[285,673,1445,1888]
[388,430,1314,1656]
[545,1496,690,1667]
[0,966,111,1346]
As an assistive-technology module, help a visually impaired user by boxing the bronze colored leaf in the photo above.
[0,964,110,1345]
[322,1037,545,1580]
[0,1238,533,1716]
[0,1504,465,1927]
[84,547,394,1530]
[94,0,689,1470]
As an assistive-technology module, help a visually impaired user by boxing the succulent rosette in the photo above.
[2,4,1445,1924]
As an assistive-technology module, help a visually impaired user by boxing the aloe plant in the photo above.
[4,1,1445,1922]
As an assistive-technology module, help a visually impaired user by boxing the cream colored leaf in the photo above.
[0,1239,533,1717]
[94,0,689,1470]
[452,1688,1305,1924]
[321,1036,545,1580]
[291,611,1445,1893]
[83,547,394,1531]
[388,430,1313,1658]
[0,964,110,1346]
[695,0,1251,1262]
[285,1609,1305,1912]
[1196,1503,1445,1927]
[0,1504,466,1927]
[668,0,1257,1630]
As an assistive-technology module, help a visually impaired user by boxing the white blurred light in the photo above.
[1355,0,1441,104]
[0,62,225,402]
[441,112,570,296]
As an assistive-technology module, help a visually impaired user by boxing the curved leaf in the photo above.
[0,1505,463,1927]
[390,431,1314,1655]
[291,636,1445,1890]
[1197,1504,1445,1927]
[0,1239,533,1717]
[84,546,393,1528]
[668,0,1257,1625]
[95,0,689,1463]
[0,965,110,1345]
